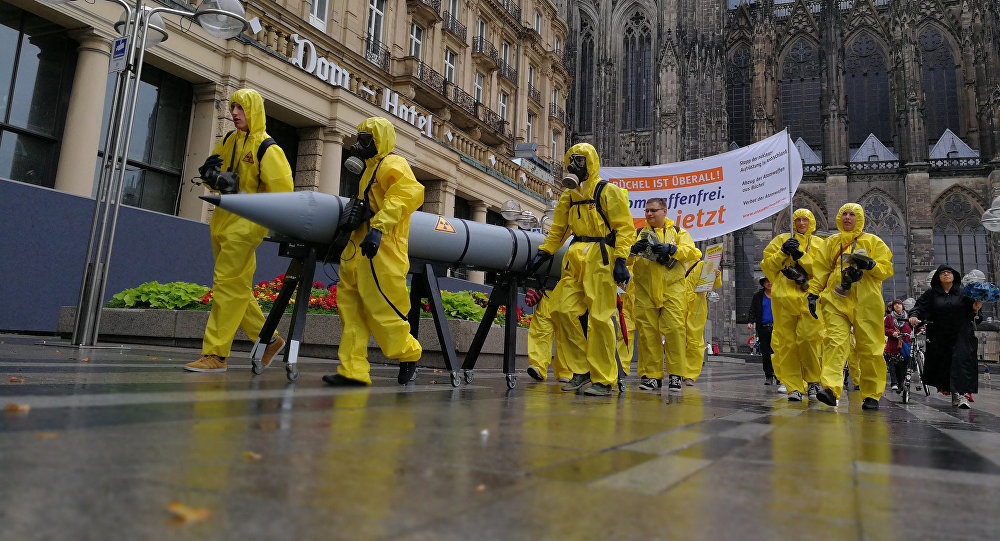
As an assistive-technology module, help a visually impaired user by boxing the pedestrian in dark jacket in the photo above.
[908,264,982,409]
[748,277,776,385]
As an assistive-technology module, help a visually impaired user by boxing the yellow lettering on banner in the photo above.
[434,216,457,234]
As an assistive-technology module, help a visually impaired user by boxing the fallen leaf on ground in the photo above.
[9,377,24,383]
[149,356,158,360]
[166,501,211,524]
[4,403,30,413]
[243,451,262,461]
[35,433,59,439]
[80,358,90,363]
[475,484,486,492]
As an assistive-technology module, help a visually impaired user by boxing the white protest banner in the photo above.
[599,130,803,241]
[694,243,724,293]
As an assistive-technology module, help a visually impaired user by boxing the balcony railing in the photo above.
[803,163,824,174]
[472,36,499,66]
[549,103,565,123]
[450,85,478,117]
[416,61,447,95]
[365,36,391,72]
[496,0,521,21]
[929,156,982,169]
[479,106,507,137]
[442,10,467,42]
[527,84,540,104]
[848,160,900,172]
[407,0,441,15]
[499,59,517,83]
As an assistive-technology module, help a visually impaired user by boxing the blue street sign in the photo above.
[109,37,128,73]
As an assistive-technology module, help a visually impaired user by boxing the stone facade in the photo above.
[564,0,1000,352]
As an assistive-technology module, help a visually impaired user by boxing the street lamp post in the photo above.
[40,0,248,346]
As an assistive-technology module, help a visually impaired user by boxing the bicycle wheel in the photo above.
[915,349,929,396]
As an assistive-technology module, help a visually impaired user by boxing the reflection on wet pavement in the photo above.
[3,334,1000,539]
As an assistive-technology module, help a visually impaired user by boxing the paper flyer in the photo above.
[694,243,724,293]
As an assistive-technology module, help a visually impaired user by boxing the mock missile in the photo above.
[201,191,567,278]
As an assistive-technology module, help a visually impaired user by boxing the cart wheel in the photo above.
[901,387,909,404]
[618,380,626,393]
[251,360,263,375]
[450,371,461,387]
[286,365,299,382]
[506,374,516,389]
[464,370,474,384]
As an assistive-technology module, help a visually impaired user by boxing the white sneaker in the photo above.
[952,393,960,407]
[958,394,971,409]
[776,384,787,393]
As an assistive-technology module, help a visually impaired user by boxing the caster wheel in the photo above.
[506,374,516,389]
[286,366,299,382]
[618,381,626,393]
[451,371,461,387]
[251,360,263,375]
[464,370,474,384]
[901,389,909,404]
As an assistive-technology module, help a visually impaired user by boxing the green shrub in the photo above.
[107,281,211,310]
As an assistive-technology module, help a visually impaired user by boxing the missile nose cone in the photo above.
[200,194,221,206]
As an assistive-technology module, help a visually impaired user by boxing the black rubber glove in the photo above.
[360,228,382,259]
[613,257,631,284]
[630,238,650,255]
[843,266,864,284]
[854,254,876,271]
[781,238,804,261]
[198,154,223,178]
[650,243,678,258]
[524,249,552,275]
[807,294,819,319]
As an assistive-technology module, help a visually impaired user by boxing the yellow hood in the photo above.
[229,89,268,142]
[792,208,817,244]
[565,142,602,197]
[358,117,397,163]
[835,203,865,242]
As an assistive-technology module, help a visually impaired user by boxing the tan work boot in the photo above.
[184,355,227,373]
[261,336,285,369]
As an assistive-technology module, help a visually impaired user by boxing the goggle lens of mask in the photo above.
[570,154,586,168]
[357,132,374,146]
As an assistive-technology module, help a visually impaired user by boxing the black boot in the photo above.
[861,397,880,410]
[322,374,367,386]
[398,362,417,384]
[815,388,838,407]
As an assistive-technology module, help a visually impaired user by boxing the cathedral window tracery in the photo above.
[919,26,960,144]
[577,17,595,134]
[780,39,822,152]
[727,45,753,148]
[846,33,891,148]
[859,193,908,302]
[933,191,992,285]
[620,11,651,131]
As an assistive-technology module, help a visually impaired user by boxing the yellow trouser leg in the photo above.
[615,319,634,377]
[203,231,265,358]
[771,311,805,394]
[798,315,824,384]
[551,279,588,376]
[527,299,556,380]
[820,304,852,398]
[635,305,665,380]
[582,260,618,386]
[661,294,687,377]
[336,264,374,384]
[854,312,887,401]
[682,302,707,381]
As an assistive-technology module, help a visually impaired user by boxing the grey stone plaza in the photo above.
[2,334,1000,540]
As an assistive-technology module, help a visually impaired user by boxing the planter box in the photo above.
[58,307,527,370]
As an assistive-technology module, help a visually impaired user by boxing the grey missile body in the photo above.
[201,192,567,278]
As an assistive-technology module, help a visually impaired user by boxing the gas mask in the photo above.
[563,154,588,189]
[348,132,378,160]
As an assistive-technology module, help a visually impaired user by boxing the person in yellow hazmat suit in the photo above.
[808,203,893,410]
[627,197,701,392]
[680,261,723,384]
[760,208,827,402]
[615,278,636,381]
[322,117,424,386]
[185,89,293,373]
[525,143,636,396]
[524,286,573,382]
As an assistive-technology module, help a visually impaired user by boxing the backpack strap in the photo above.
[253,137,279,192]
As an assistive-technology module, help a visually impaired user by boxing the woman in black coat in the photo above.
[908,264,982,409]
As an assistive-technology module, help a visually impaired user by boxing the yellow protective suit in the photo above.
[629,223,701,381]
[760,208,826,396]
[681,260,723,381]
[809,203,893,401]
[203,89,293,358]
[336,118,424,384]
[526,287,572,381]
[540,143,637,386]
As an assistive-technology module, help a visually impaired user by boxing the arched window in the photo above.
[933,191,991,278]
[859,194,908,303]
[577,18,595,134]
[727,45,753,147]
[621,12,651,130]
[846,33,891,147]
[919,26,960,143]
[780,40,822,151]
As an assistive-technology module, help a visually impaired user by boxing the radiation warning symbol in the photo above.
[434,216,456,234]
